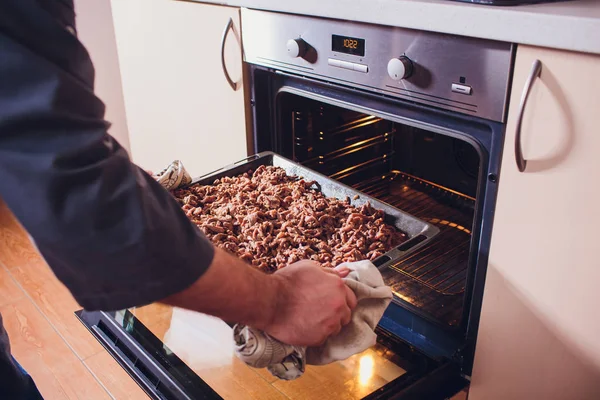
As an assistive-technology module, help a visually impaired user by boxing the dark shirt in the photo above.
[0,1,215,397]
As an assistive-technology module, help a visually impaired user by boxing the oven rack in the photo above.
[353,171,475,296]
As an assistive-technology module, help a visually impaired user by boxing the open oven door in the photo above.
[77,307,467,400]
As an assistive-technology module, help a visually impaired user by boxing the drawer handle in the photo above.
[221,17,239,91]
[515,59,542,172]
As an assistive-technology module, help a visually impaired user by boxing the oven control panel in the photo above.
[241,9,514,123]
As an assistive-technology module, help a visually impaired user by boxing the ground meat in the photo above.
[173,165,407,273]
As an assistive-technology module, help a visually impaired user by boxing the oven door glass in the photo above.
[77,306,464,400]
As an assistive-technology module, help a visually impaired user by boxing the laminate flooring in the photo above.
[0,200,148,399]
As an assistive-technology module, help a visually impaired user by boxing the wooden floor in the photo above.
[0,201,149,400]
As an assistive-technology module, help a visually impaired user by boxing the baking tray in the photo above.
[185,151,440,270]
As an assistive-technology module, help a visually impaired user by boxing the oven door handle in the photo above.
[515,59,542,172]
[221,17,239,91]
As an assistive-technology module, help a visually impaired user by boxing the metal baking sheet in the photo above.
[185,151,440,269]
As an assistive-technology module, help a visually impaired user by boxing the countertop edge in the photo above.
[189,0,600,55]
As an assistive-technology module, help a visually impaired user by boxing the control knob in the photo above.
[287,38,308,58]
[387,56,414,80]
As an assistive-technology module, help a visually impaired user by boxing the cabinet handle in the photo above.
[515,59,542,172]
[221,17,238,91]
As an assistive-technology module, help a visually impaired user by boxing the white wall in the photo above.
[73,0,131,153]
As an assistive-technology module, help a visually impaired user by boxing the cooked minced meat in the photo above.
[173,165,406,272]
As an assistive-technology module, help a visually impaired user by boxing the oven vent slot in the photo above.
[93,320,183,400]
[373,255,392,267]
[383,85,478,115]
[396,234,428,252]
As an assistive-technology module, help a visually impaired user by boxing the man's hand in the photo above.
[163,248,357,347]
[265,261,358,346]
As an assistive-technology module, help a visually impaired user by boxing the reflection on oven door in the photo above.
[164,308,234,370]
[133,303,407,399]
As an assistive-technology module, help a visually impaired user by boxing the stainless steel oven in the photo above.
[77,9,515,400]
[243,7,514,394]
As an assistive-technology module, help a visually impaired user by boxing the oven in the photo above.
[244,3,512,372]
[77,8,514,400]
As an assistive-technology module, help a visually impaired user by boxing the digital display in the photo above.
[332,35,365,57]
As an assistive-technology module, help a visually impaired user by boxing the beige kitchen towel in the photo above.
[233,325,306,380]
[233,260,393,380]
[153,160,192,191]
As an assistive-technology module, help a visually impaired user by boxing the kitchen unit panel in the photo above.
[111,0,247,176]
[470,45,600,399]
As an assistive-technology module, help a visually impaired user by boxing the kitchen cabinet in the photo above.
[110,0,248,177]
[75,0,130,153]
[470,45,600,399]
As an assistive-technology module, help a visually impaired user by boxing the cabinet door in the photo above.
[75,0,131,153]
[470,46,600,399]
[111,0,247,177]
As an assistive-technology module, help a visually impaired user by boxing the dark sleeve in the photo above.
[0,1,214,311]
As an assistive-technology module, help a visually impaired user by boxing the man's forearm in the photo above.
[167,248,359,347]
[162,247,279,330]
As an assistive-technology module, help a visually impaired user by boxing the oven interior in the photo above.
[274,92,481,330]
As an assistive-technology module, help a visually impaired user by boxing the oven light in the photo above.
[359,354,375,386]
